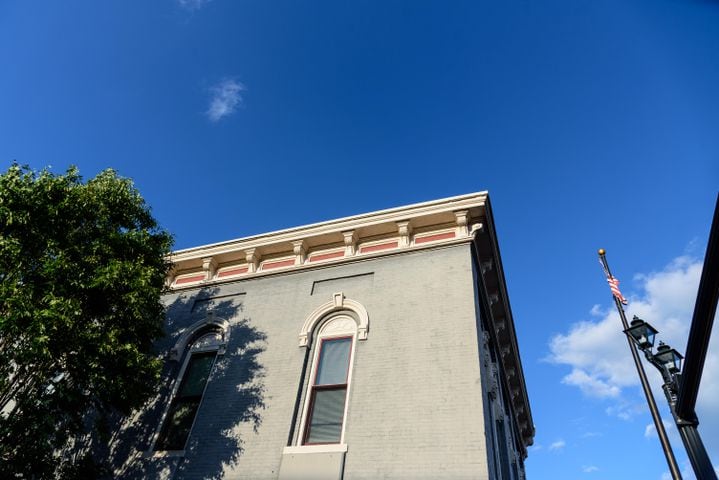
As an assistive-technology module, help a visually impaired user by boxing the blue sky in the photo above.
[1,1,718,478]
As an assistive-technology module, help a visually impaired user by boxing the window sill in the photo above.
[283,444,347,455]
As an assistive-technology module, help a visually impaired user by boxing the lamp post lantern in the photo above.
[625,316,658,350]
[654,343,683,375]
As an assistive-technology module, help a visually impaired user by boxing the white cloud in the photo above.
[207,79,245,122]
[562,368,620,398]
[549,439,566,451]
[644,419,675,439]
[582,465,599,473]
[548,255,719,458]
[178,0,211,11]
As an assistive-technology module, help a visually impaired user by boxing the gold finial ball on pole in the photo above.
[598,248,606,255]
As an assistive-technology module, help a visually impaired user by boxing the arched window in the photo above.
[299,314,358,445]
[153,325,225,452]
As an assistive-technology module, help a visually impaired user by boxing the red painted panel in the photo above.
[175,274,206,285]
[359,241,399,254]
[217,266,249,278]
[309,251,345,262]
[262,258,295,270]
[414,231,456,244]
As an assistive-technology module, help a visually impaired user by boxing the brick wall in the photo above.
[110,244,494,479]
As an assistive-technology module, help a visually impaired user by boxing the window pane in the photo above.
[179,352,216,398]
[315,338,351,385]
[155,352,215,451]
[155,399,200,450]
[306,388,346,444]
[191,331,223,351]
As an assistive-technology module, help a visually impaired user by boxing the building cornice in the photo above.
[168,192,488,287]
[471,197,535,454]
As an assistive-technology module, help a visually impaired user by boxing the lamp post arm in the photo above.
[617,311,683,480]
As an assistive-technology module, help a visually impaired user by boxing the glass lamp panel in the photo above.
[655,348,682,373]
[179,352,216,397]
[315,338,351,386]
[627,321,657,349]
[667,351,682,372]
[305,388,347,444]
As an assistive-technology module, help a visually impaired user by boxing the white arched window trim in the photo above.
[170,311,230,360]
[298,292,369,347]
[147,312,229,456]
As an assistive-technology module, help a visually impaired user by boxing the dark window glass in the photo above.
[156,351,216,450]
[303,337,352,444]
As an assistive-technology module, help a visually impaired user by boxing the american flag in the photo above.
[600,259,628,305]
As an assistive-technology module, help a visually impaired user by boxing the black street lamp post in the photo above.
[625,316,717,480]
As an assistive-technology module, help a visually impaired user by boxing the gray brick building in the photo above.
[109,192,534,479]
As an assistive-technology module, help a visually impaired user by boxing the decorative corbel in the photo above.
[292,240,307,266]
[489,291,500,306]
[342,230,357,256]
[454,210,469,237]
[245,248,261,273]
[480,259,493,275]
[165,264,177,288]
[396,221,412,247]
[202,256,218,281]
[470,222,485,235]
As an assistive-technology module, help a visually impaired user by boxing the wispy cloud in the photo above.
[549,439,566,451]
[178,0,211,11]
[582,465,599,473]
[207,79,245,122]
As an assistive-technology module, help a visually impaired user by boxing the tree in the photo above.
[0,164,173,478]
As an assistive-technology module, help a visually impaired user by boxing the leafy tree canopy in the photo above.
[0,164,173,478]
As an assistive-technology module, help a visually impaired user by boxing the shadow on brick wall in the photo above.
[108,287,267,479]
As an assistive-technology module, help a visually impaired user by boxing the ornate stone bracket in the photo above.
[480,259,494,275]
[397,220,412,247]
[454,210,469,237]
[245,248,261,273]
[202,256,218,281]
[342,231,357,256]
[293,240,307,266]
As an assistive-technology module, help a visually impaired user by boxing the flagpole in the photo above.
[598,249,682,480]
